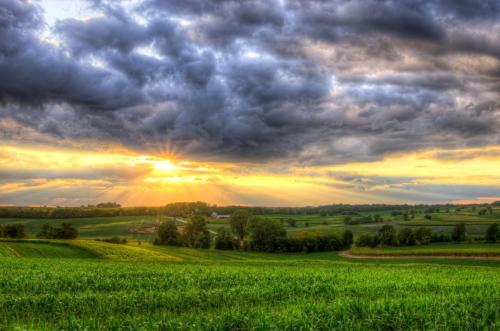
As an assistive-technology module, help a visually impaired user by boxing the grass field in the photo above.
[0,256,499,330]
[0,241,97,258]
[1,207,499,329]
[0,239,499,329]
[1,206,499,241]
[350,243,500,257]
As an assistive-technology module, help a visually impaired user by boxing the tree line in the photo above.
[355,223,500,248]
[1,201,497,219]
[154,210,354,253]
[0,223,78,239]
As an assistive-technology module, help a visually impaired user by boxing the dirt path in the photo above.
[339,250,500,261]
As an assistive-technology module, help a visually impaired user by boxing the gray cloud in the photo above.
[0,0,499,164]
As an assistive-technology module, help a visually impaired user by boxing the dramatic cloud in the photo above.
[0,0,499,166]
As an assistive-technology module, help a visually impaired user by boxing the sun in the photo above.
[154,160,177,172]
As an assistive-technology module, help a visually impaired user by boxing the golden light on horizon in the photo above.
[0,143,499,206]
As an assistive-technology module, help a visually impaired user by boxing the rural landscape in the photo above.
[1,0,500,329]
[0,202,499,329]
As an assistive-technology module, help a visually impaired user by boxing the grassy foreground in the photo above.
[0,257,499,330]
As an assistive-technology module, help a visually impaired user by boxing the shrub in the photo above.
[37,223,54,239]
[414,227,432,245]
[0,224,26,238]
[98,237,128,244]
[342,230,354,248]
[273,234,344,253]
[431,232,452,243]
[214,228,239,250]
[378,225,397,246]
[229,210,251,240]
[53,223,78,239]
[355,233,379,248]
[451,223,466,242]
[154,220,179,246]
[247,217,286,252]
[485,224,499,242]
[36,222,78,239]
[182,215,211,248]
[397,228,416,246]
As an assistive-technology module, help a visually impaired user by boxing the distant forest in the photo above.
[1,201,499,219]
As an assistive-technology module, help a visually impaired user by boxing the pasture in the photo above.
[0,205,499,329]
[0,252,499,330]
[1,204,498,240]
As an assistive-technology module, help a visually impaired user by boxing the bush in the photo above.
[53,223,78,239]
[431,232,452,243]
[214,228,239,250]
[452,223,466,242]
[37,223,78,239]
[414,227,432,245]
[355,233,379,248]
[342,230,354,248]
[182,215,211,248]
[273,234,344,253]
[378,225,397,246]
[229,210,251,240]
[97,237,128,244]
[485,224,499,242]
[247,217,286,252]
[0,224,26,239]
[397,228,416,246]
[154,220,179,246]
[37,223,54,239]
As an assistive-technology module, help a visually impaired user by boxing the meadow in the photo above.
[1,205,498,241]
[0,253,499,330]
[0,204,499,330]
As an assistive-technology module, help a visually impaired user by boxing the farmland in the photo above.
[0,252,499,330]
[1,204,499,241]
[0,204,500,330]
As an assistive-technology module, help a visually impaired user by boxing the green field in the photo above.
[0,241,97,258]
[0,254,499,330]
[351,243,500,257]
[1,206,500,330]
[0,239,499,329]
[1,205,499,241]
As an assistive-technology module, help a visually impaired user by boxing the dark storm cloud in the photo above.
[0,0,499,163]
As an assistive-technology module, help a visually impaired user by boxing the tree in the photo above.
[53,223,78,239]
[451,223,466,242]
[229,210,251,240]
[155,220,179,245]
[342,230,354,248]
[397,228,416,246]
[183,215,211,248]
[214,228,239,250]
[247,217,286,251]
[37,223,54,239]
[378,225,397,246]
[286,219,296,227]
[414,227,432,245]
[355,233,379,248]
[1,224,26,238]
[485,224,499,242]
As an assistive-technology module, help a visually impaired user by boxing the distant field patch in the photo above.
[350,243,500,257]
[0,240,97,258]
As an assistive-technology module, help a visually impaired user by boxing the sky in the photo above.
[0,0,499,206]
